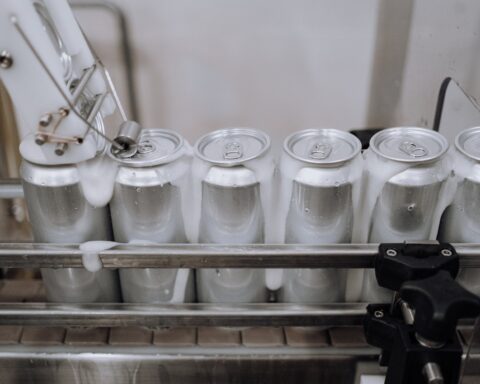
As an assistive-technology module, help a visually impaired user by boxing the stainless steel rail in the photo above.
[0,243,479,268]
[0,303,366,327]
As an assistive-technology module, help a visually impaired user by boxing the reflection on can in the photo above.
[21,160,120,302]
[438,127,480,295]
[362,127,449,302]
[280,129,361,303]
[109,129,194,303]
[195,128,271,303]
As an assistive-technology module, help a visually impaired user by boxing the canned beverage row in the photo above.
[20,125,480,304]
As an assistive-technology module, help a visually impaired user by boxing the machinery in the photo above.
[0,1,479,383]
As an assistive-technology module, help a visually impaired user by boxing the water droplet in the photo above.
[164,289,170,296]
[334,181,340,187]
[136,187,142,192]
[216,269,221,277]
[304,208,310,213]
[407,203,415,212]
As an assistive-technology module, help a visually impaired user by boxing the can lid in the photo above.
[109,129,185,167]
[283,128,361,165]
[194,128,270,166]
[370,127,448,163]
[455,127,480,162]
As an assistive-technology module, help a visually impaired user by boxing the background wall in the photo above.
[73,0,480,147]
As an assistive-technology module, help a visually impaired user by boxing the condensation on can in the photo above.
[363,127,449,302]
[109,129,194,303]
[438,127,480,295]
[194,128,271,303]
[20,160,121,303]
[280,129,361,303]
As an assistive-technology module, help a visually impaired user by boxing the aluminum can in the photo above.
[362,127,449,301]
[438,127,480,295]
[109,129,194,303]
[195,128,271,303]
[279,129,361,303]
[20,159,121,303]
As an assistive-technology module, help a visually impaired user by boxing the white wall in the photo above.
[74,0,480,145]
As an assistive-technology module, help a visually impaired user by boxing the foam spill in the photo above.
[265,269,283,291]
[77,155,119,207]
[79,241,119,272]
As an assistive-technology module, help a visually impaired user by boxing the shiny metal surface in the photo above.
[20,160,120,303]
[0,178,23,198]
[196,128,271,303]
[0,352,373,384]
[281,129,360,303]
[0,303,367,327]
[0,243,479,268]
[110,129,192,303]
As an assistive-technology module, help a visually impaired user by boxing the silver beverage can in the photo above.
[279,129,361,303]
[21,160,121,303]
[195,128,271,303]
[362,127,449,301]
[109,129,195,303]
[438,127,480,295]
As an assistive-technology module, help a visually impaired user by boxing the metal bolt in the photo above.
[54,142,68,156]
[39,113,53,127]
[35,134,47,146]
[0,50,13,69]
[441,249,452,257]
[374,310,384,318]
[386,249,397,257]
[422,362,444,384]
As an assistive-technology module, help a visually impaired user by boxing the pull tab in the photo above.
[137,140,155,154]
[223,141,243,160]
[309,142,332,160]
[399,141,428,158]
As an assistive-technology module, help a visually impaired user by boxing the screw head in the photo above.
[386,249,397,257]
[0,50,12,69]
[374,310,384,318]
[441,249,453,257]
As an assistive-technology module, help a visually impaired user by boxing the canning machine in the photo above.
[0,1,479,384]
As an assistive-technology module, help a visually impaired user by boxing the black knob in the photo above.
[400,271,480,343]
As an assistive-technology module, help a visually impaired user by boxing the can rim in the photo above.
[455,126,480,162]
[194,127,271,166]
[283,128,361,165]
[369,127,449,163]
[109,128,185,167]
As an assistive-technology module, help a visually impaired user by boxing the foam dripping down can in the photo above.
[438,127,480,296]
[361,127,450,302]
[279,128,362,302]
[20,159,121,302]
[109,129,194,303]
[194,128,271,303]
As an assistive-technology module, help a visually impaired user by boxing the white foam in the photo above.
[77,155,119,207]
[79,241,119,272]
[265,269,283,291]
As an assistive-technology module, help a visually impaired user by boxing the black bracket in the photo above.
[364,243,480,384]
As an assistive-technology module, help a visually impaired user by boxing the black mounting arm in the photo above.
[364,243,480,384]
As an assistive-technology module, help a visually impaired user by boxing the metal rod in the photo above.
[70,0,139,122]
[10,16,124,151]
[0,243,476,269]
[0,179,23,199]
[71,64,97,103]
[0,303,367,327]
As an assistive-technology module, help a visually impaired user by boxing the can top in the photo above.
[109,129,185,167]
[456,127,480,162]
[370,127,448,163]
[194,128,270,166]
[283,128,361,165]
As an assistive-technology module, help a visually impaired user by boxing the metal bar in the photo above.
[70,0,140,122]
[71,64,97,103]
[0,243,477,269]
[0,178,23,199]
[0,303,367,327]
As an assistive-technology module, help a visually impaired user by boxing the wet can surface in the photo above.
[109,129,194,303]
[438,127,480,295]
[195,128,271,303]
[362,127,450,301]
[280,129,361,303]
[21,160,121,303]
